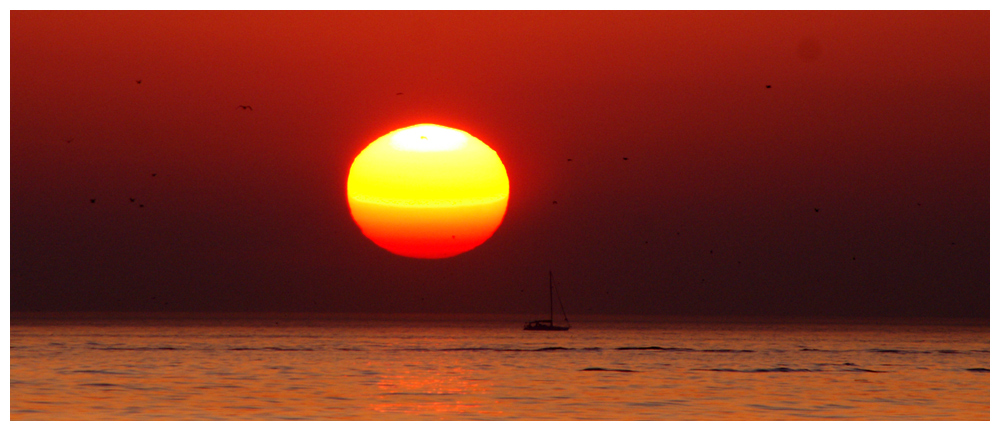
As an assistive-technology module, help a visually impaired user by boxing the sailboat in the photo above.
[523,271,570,331]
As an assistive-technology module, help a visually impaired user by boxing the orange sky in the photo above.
[10,11,989,317]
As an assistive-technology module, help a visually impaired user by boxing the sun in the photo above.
[347,124,509,258]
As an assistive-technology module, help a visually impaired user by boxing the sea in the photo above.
[9,313,990,420]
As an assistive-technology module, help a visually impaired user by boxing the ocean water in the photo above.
[9,314,989,420]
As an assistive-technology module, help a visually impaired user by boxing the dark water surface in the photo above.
[10,313,989,420]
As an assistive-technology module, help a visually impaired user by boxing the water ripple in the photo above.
[71,369,134,375]
[93,346,180,351]
[619,346,754,353]
[228,347,315,352]
[580,367,637,373]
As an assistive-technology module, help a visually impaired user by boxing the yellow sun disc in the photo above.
[347,124,510,258]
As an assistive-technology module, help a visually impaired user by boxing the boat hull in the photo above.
[523,320,570,331]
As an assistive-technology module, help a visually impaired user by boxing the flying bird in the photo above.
[129,198,135,203]
[151,173,157,177]
[623,157,629,161]
[65,138,74,144]
[90,199,96,203]
[396,92,403,96]
[238,105,253,111]
[766,85,771,88]
[136,79,142,84]
[814,208,820,212]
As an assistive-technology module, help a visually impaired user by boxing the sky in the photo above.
[9,10,990,318]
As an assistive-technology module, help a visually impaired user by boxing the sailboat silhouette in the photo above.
[524,271,570,331]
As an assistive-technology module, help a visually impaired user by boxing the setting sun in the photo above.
[347,124,509,258]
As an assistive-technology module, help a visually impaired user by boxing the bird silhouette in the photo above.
[396,92,403,96]
[129,198,135,203]
[567,158,573,162]
[623,157,629,161]
[139,204,145,208]
[90,199,96,203]
[136,80,142,84]
[151,173,157,177]
[814,208,820,212]
[65,138,74,144]
[553,200,558,204]
[766,85,771,88]
[238,105,253,111]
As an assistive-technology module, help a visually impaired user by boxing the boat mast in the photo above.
[549,270,554,322]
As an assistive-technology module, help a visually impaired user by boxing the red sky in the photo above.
[10,11,989,317]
